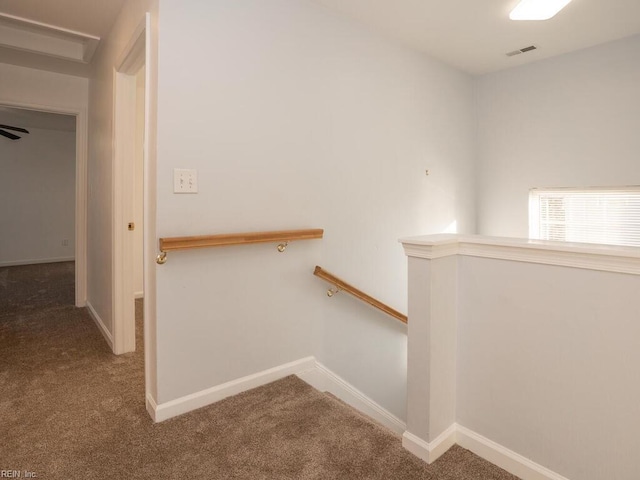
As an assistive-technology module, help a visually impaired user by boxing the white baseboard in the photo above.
[86,302,113,351]
[147,355,406,436]
[142,356,567,480]
[297,360,406,435]
[145,393,158,422]
[456,425,570,480]
[150,356,316,422]
[402,425,457,464]
[0,256,75,267]
[402,423,570,480]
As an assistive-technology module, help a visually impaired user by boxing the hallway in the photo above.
[0,263,516,479]
[0,262,145,478]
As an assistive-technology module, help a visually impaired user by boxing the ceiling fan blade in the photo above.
[0,129,21,140]
[0,124,29,134]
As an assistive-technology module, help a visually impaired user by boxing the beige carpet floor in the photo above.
[0,262,519,479]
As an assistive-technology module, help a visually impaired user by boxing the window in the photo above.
[529,187,640,247]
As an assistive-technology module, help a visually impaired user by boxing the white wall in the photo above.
[476,34,640,237]
[0,127,76,266]
[155,0,476,417]
[0,63,88,113]
[457,256,640,480]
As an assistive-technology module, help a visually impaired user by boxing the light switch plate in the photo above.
[174,168,198,193]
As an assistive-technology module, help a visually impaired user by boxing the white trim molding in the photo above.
[298,360,406,435]
[400,234,640,275]
[400,234,461,260]
[86,302,113,350]
[147,356,406,436]
[0,13,100,63]
[403,424,570,480]
[145,393,158,422]
[150,357,316,422]
[0,256,75,267]
[456,425,571,480]
[142,355,570,479]
[402,426,457,464]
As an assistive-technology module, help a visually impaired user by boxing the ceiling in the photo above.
[0,106,76,132]
[0,0,639,76]
[0,0,126,76]
[311,0,640,74]
[0,0,126,38]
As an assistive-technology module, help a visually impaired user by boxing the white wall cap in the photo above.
[399,234,640,275]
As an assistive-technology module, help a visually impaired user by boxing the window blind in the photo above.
[529,187,640,247]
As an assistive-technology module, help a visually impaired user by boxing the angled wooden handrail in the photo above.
[156,229,323,264]
[313,266,408,324]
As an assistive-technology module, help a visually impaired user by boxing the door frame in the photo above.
[0,101,88,307]
[112,17,148,355]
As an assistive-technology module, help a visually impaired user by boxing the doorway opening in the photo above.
[112,19,147,356]
[0,106,84,313]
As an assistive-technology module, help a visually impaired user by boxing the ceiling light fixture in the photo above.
[509,0,573,20]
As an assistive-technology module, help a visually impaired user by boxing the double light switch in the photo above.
[173,168,198,193]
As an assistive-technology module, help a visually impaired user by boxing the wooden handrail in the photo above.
[156,229,323,264]
[313,266,408,324]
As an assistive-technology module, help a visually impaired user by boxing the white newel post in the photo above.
[400,235,460,463]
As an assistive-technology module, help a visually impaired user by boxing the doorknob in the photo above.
[128,222,135,231]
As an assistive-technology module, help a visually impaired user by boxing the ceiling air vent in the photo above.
[506,45,538,57]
